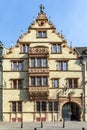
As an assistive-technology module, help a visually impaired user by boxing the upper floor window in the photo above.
[21,44,29,53]
[11,79,23,89]
[30,58,47,68]
[67,78,78,88]
[37,58,41,67]
[53,79,59,88]
[11,101,22,112]
[37,31,47,38]
[12,61,23,71]
[58,61,68,71]
[52,44,61,53]
[30,76,48,86]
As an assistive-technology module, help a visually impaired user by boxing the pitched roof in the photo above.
[75,47,87,56]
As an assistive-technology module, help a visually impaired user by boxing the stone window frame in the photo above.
[51,43,62,54]
[11,101,22,112]
[66,78,79,88]
[57,60,68,71]
[52,78,60,88]
[30,57,48,68]
[30,76,48,87]
[36,101,58,112]
[10,79,24,89]
[37,31,47,38]
[11,60,23,71]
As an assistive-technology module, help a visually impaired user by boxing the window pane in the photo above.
[69,79,72,88]
[54,102,58,111]
[52,45,56,53]
[63,62,67,70]
[36,102,40,112]
[22,45,25,53]
[49,102,53,111]
[31,58,35,67]
[37,58,41,67]
[13,80,17,89]
[43,58,47,67]
[43,77,47,86]
[31,77,35,86]
[54,79,58,88]
[18,102,22,112]
[13,62,17,71]
[37,77,41,86]
[42,102,46,111]
[25,45,29,53]
[58,62,62,70]
[18,80,23,89]
[18,62,22,71]
[43,31,46,37]
[57,44,61,53]
[74,79,78,88]
[12,102,16,112]
[38,31,42,37]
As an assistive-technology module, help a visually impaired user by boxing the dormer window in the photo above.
[37,31,47,38]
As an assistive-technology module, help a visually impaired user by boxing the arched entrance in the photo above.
[62,102,80,121]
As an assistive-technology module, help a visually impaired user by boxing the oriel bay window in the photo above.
[67,78,78,88]
[11,101,22,112]
[52,44,61,53]
[57,61,68,71]
[30,76,48,86]
[12,61,23,71]
[30,58,47,68]
[37,77,41,86]
[37,58,41,67]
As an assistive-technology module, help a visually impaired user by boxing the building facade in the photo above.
[2,5,83,122]
[0,41,3,121]
[75,47,87,121]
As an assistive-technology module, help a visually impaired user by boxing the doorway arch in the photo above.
[62,102,80,121]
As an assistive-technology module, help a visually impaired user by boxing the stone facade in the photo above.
[2,5,84,122]
[0,41,3,121]
[75,47,87,121]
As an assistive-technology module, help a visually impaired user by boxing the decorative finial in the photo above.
[20,30,23,36]
[40,4,45,14]
[70,41,72,48]
[11,41,14,47]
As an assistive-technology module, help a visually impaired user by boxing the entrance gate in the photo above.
[62,102,80,121]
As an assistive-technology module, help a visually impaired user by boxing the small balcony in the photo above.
[29,86,49,100]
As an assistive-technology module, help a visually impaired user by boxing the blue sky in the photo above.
[0,0,87,48]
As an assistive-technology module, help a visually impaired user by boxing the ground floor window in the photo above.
[11,101,22,112]
[36,101,58,112]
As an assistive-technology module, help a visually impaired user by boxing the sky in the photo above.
[0,0,87,48]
